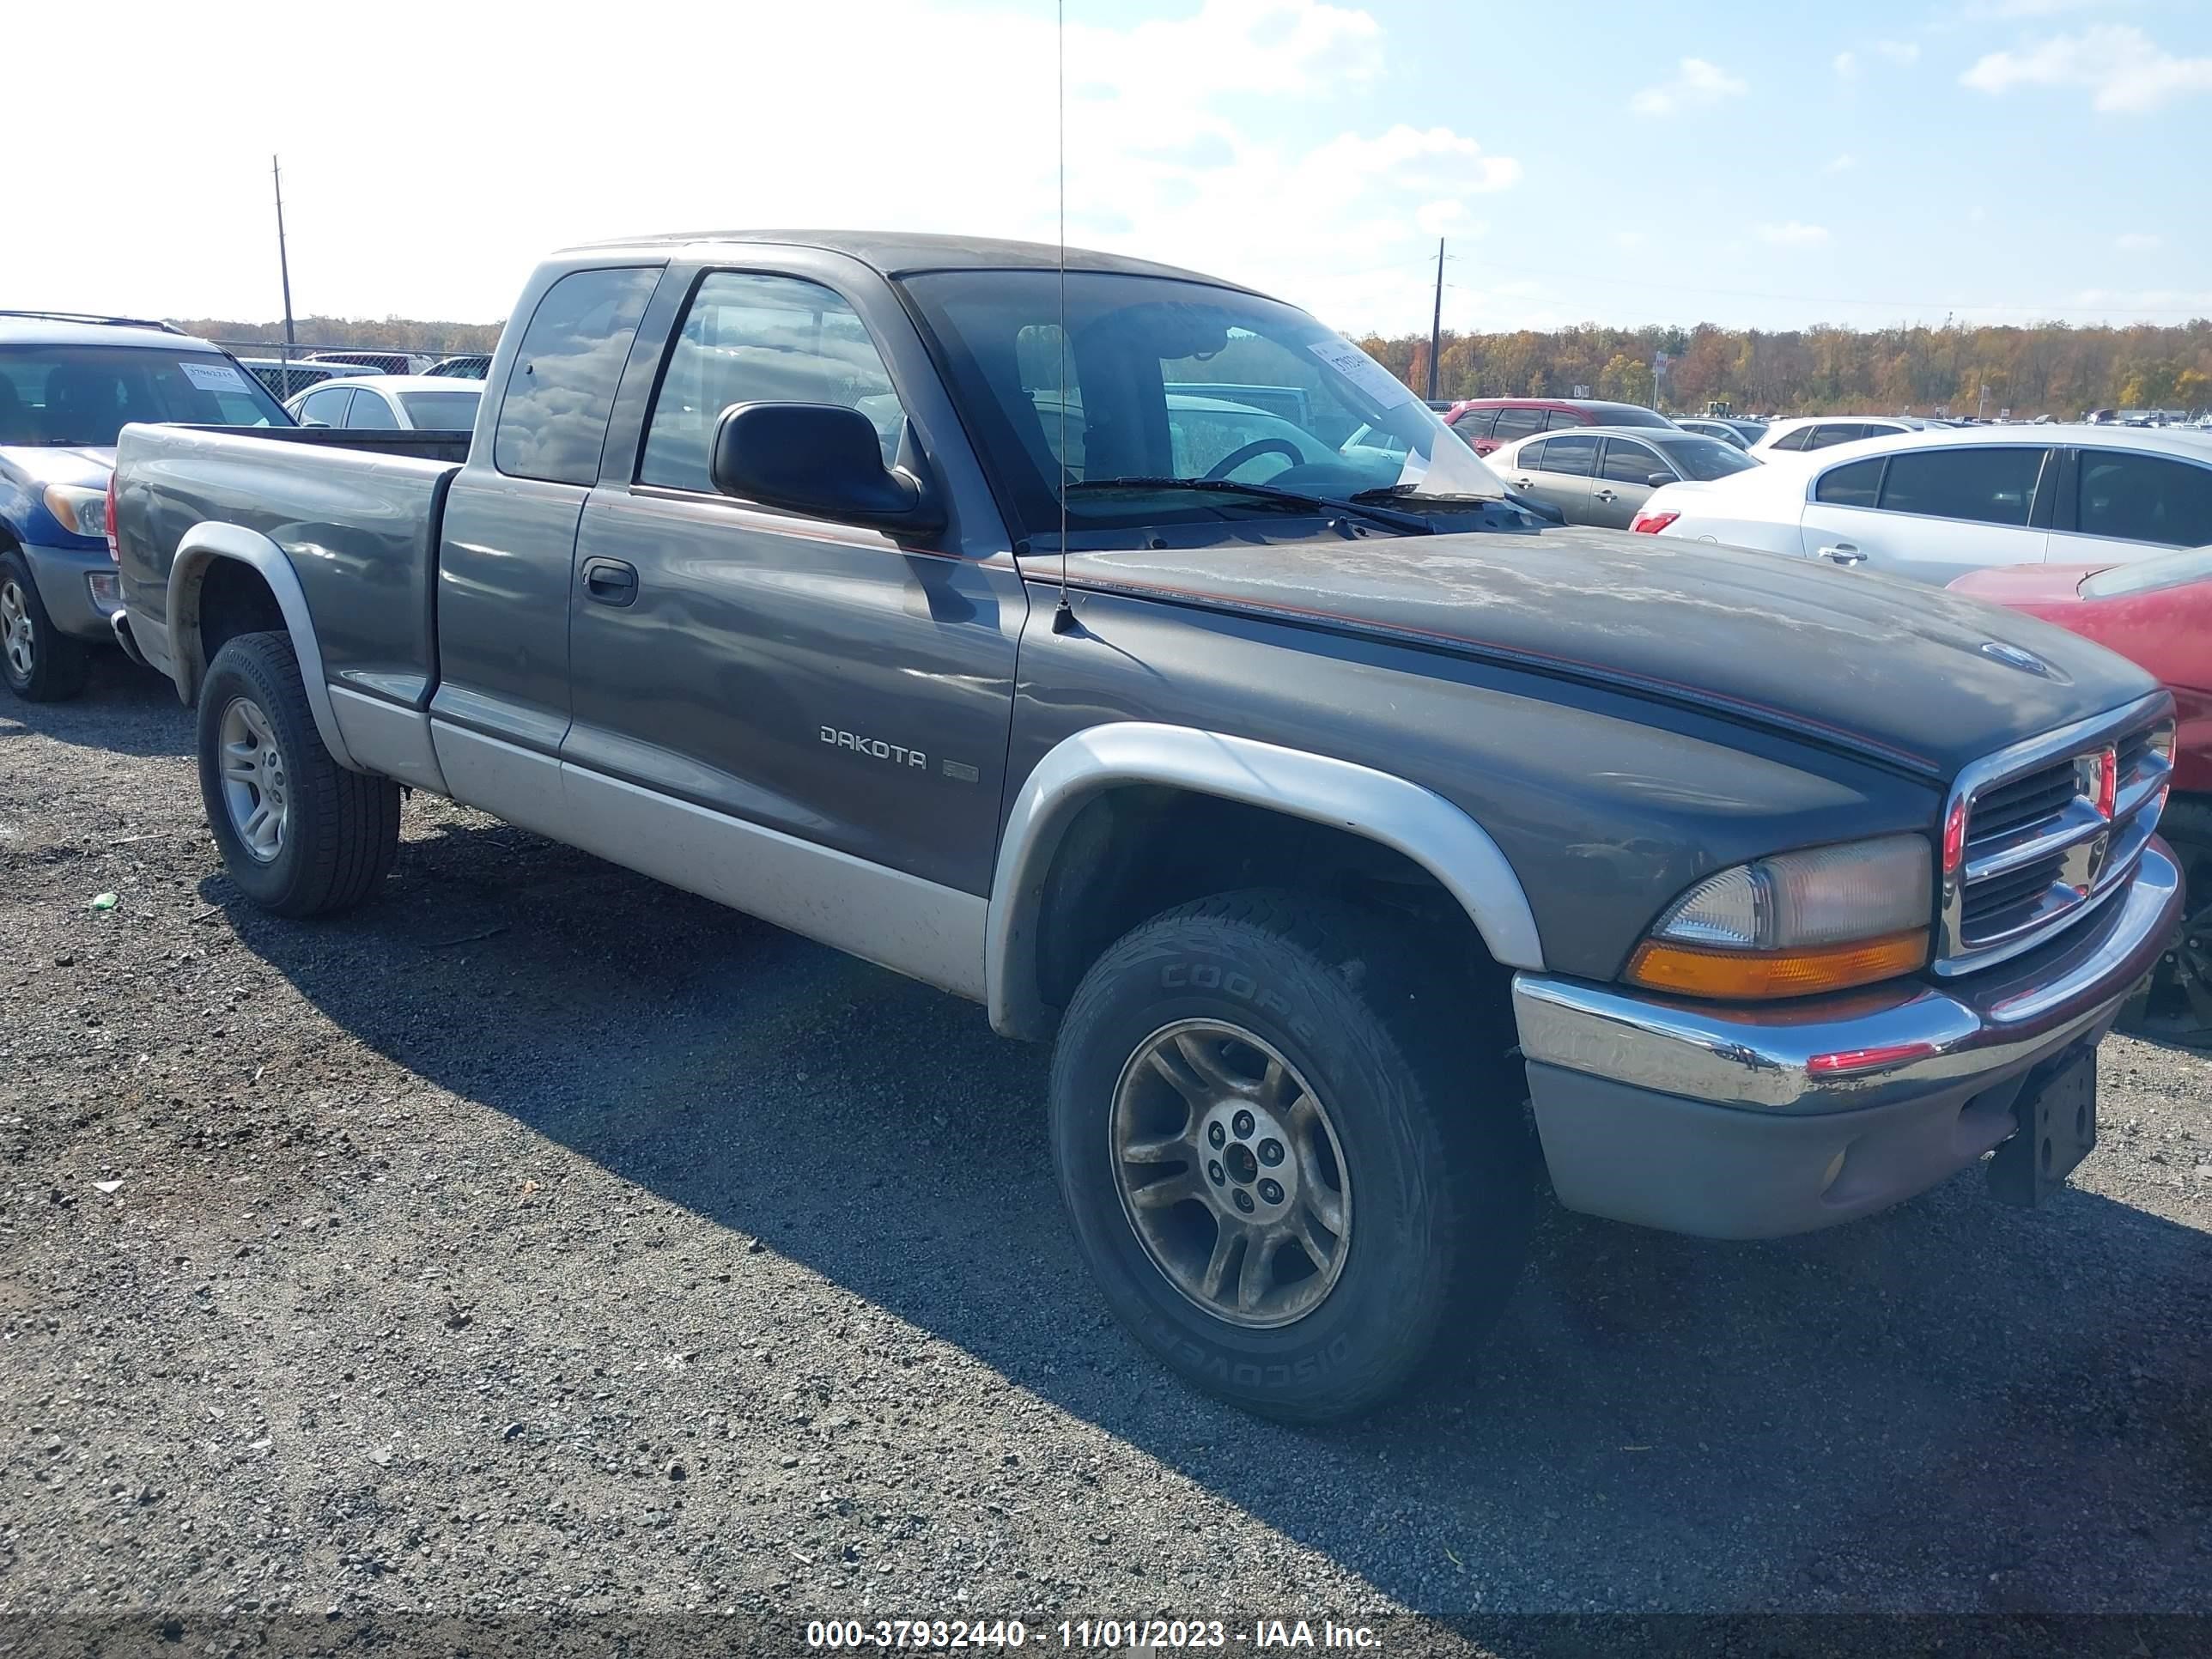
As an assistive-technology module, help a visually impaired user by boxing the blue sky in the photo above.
[9,0,2209,335]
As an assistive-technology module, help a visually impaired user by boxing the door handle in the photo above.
[1511,477,1534,489]
[1593,489,1618,502]
[581,557,639,606]
[1817,544,1867,566]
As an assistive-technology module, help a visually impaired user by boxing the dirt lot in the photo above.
[3,658,2210,1637]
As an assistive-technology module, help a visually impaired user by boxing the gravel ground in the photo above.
[3,657,2209,1638]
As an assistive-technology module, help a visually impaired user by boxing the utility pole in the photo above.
[272,155,297,368]
[1425,237,1444,402]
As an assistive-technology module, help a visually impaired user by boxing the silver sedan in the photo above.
[1488,425,1759,529]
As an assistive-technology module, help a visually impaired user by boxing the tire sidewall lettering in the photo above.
[1158,960,1315,1046]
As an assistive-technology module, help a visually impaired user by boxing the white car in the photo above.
[284,374,482,433]
[1632,423,2212,584]
[1749,414,1933,454]
[1487,426,1757,529]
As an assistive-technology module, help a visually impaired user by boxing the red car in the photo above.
[1443,397,1676,456]
[1951,549,2212,1042]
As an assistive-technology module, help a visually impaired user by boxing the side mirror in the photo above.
[709,402,943,535]
[1647,471,1674,488]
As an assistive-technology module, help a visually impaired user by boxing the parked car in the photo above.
[1752,415,1931,453]
[1487,426,1758,529]
[422,354,493,380]
[1674,416,1753,449]
[286,374,483,432]
[1443,397,1677,456]
[237,358,380,400]
[1948,547,2210,1044]
[304,349,426,377]
[1,311,291,701]
[110,230,2181,1422]
[1633,425,2212,584]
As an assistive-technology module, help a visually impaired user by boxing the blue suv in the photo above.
[1,312,291,700]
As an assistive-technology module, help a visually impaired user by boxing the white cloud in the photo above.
[1,0,1536,335]
[2115,232,2163,251]
[1962,24,2212,112]
[1961,0,2136,18]
[1631,58,1748,115]
[1876,40,1921,64]
[1825,153,1857,173]
[1832,51,1858,77]
[1758,222,1832,246]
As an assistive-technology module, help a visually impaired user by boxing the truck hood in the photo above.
[1060,524,2160,781]
[0,445,115,488]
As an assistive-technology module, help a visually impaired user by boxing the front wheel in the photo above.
[1048,891,1535,1423]
[2118,799,2212,1047]
[196,630,401,917]
[0,548,91,702]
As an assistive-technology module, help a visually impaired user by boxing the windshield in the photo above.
[1651,433,1760,481]
[398,389,483,429]
[902,270,1502,542]
[0,345,289,446]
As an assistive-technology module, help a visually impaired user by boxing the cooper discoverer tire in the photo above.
[0,547,92,703]
[1048,890,1535,1423]
[196,630,400,917]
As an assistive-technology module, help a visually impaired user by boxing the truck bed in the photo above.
[113,422,468,708]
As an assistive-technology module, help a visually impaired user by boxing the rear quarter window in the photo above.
[494,265,660,485]
[1814,456,1884,507]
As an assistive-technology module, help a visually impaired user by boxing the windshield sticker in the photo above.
[1308,337,1417,412]
[179,362,251,393]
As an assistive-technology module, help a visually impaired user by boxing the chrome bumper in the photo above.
[1513,840,2183,1115]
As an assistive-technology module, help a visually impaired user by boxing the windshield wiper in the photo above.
[1063,477,1433,534]
[1347,483,1503,507]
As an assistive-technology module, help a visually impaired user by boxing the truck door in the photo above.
[562,257,1024,903]
[432,264,661,759]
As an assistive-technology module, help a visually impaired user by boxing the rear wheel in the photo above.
[1048,890,1535,1422]
[196,630,400,917]
[0,548,91,702]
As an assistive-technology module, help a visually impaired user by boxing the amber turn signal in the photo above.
[1625,929,1930,1000]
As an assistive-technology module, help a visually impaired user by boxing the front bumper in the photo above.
[1511,841,2184,1237]
[21,540,120,641]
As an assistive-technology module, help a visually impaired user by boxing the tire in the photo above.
[0,547,92,702]
[2118,797,2212,1047]
[196,630,400,917]
[1048,890,1536,1423]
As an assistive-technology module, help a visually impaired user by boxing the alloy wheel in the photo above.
[216,696,290,863]
[1109,1019,1352,1328]
[0,578,33,683]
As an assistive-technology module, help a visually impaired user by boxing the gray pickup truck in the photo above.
[111,233,2185,1421]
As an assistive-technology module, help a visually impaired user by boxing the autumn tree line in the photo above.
[171,311,2212,419]
[170,315,504,356]
[1356,319,2212,418]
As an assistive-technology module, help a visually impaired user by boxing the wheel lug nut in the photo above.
[1232,1109,1255,1139]
[1258,1178,1284,1206]
[1207,1160,1225,1187]
[1259,1139,1284,1165]
[1231,1189,1255,1214]
[1207,1122,1226,1149]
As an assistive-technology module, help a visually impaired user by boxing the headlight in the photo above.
[41,483,108,540]
[1626,834,1933,1000]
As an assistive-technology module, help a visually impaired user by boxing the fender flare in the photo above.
[985,721,1546,1039]
[166,523,361,771]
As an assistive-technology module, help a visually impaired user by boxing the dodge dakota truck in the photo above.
[110,233,2185,1422]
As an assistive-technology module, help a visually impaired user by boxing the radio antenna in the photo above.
[1050,0,1077,634]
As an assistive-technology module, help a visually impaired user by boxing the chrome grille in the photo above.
[1936,695,2174,975]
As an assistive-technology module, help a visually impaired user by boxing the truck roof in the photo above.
[562,229,1255,292]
